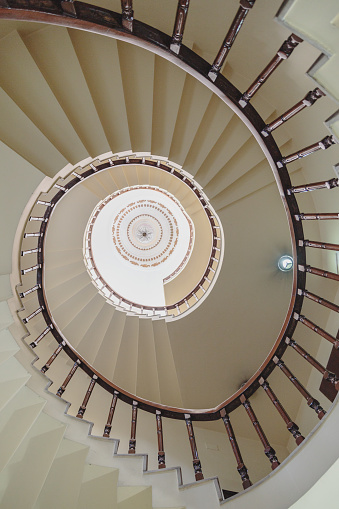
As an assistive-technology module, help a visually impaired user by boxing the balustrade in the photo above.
[298,265,339,282]
[295,212,339,220]
[262,88,324,136]
[273,357,326,419]
[41,342,65,373]
[170,0,190,54]
[121,0,133,31]
[30,325,52,348]
[77,375,98,418]
[60,0,77,17]
[239,34,302,107]
[24,232,42,237]
[56,360,81,396]
[208,0,256,81]
[220,408,251,488]
[23,306,43,324]
[299,289,339,313]
[21,248,40,256]
[288,178,338,194]
[299,240,339,251]
[294,313,338,348]
[103,391,119,437]
[277,135,337,167]
[128,402,138,453]
[19,284,40,298]
[156,411,166,469]
[286,338,339,390]
[185,414,204,481]
[240,395,279,470]
[259,378,304,445]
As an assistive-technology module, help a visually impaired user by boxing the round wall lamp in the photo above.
[278,255,293,272]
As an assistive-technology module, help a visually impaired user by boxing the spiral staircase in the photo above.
[0,0,339,507]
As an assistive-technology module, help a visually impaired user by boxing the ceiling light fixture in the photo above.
[278,255,293,272]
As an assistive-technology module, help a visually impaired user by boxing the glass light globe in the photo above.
[278,255,293,272]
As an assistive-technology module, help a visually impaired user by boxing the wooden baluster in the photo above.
[185,414,204,480]
[288,177,338,194]
[262,88,324,136]
[103,391,119,437]
[60,0,77,17]
[0,1,9,7]
[220,408,251,488]
[294,313,339,348]
[21,263,41,275]
[56,360,81,396]
[298,264,339,282]
[121,0,133,31]
[239,34,302,107]
[128,402,138,453]
[295,212,339,220]
[208,0,256,82]
[19,284,40,298]
[156,411,166,469]
[277,135,337,167]
[299,239,339,251]
[76,375,98,418]
[41,341,65,373]
[299,289,339,313]
[273,357,326,419]
[259,378,304,445]
[21,247,40,256]
[23,306,43,324]
[286,337,339,390]
[240,395,279,470]
[29,325,52,348]
[170,0,190,54]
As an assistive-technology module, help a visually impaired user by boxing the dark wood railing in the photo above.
[10,0,339,496]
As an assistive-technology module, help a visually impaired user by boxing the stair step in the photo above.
[137,319,160,403]
[0,30,87,164]
[0,357,31,412]
[0,385,45,473]
[34,438,89,509]
[118,42,155,153]
[77,464,119,509]
[23,25,109,157]
[117,485,152,509]
[0,329,19,366]
[0,412,65,508]
[113,316,139,395]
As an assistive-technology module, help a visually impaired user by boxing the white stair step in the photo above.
[137,165,151,186]
[0,412,65,509]
[113,316,139,395]
[44,247,83,270]
[0,329,19,366]
[124,165,139,187]
[93,168,119,196]
[23,26,109,157]
[0,386,45,473]
[77,464,119,509]
[44,183,99,252]
[117,485,152,509]
[34,438,89,509]
[45,260,88,294]
[118,42,155,153]
[76,303,116,365]
[136,319,160,403]
[62,293,107,348]
[0,87,67,176]
[69,30,131,154]
[0,357,31,412]
[0,30,87,164]
[169,74,212,166]
[153,321,183,408]
[152,56,187,158]
[82,172,111,200]
[52,285,102,342]
[92,310,126,382]
[184,94,234,176]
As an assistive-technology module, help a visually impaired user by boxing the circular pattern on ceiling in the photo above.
[112,198,180,267]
